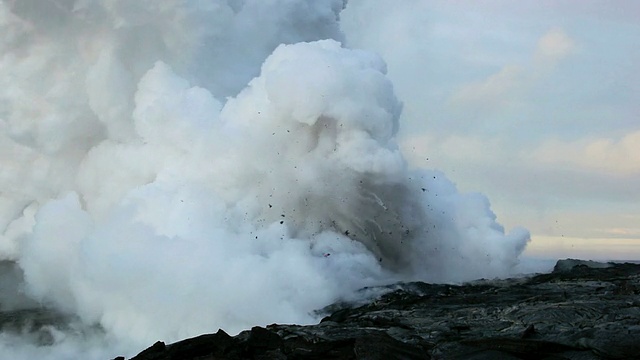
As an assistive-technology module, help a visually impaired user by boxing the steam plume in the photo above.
[0,0,529,353]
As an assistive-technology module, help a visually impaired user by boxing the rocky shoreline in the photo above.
[121,259,640,360]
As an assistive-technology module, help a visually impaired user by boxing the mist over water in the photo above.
[0,1,529,358]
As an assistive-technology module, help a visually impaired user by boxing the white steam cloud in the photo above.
[0,0,529,356]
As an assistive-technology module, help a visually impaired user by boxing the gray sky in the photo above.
[341,0,640,260]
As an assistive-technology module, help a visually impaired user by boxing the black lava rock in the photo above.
[125,260,640,360]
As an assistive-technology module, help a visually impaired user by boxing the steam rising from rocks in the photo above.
[0,0,529,353]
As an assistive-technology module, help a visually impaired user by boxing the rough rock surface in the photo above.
[123,259,640,360]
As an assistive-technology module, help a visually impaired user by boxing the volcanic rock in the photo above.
[124,259,640,360]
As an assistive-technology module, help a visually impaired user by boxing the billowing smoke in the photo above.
[0,0,529,357]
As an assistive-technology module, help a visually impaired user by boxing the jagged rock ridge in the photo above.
[123,259,640,359]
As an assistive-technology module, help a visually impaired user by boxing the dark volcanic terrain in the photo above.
[123,259,640,360]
